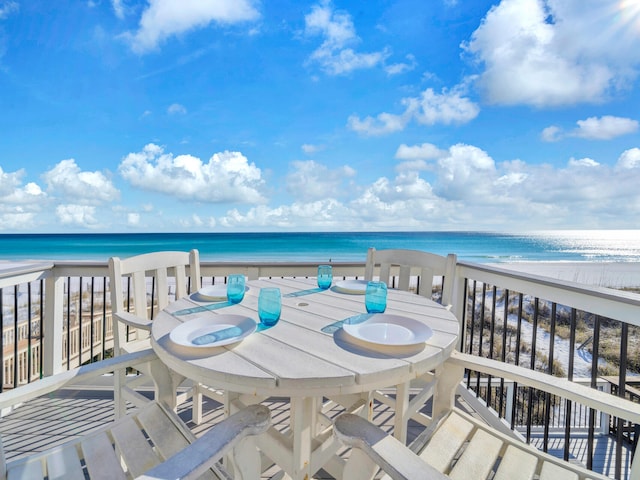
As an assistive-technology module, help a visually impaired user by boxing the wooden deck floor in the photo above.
[0,388,632,479]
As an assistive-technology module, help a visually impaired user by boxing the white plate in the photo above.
[170,315,257,348]
[194,284,250,302]
[195,284,228,301]
[334,279,368,294]
[342,314,432,346]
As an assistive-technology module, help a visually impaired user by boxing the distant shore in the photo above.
[490,262,640,289]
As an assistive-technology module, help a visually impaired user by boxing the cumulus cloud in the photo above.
[304,1,390,75]
[201,139,640,231]
[167,103,187,115]
[0,212,37,231]
[347,112,408,136]
[573,116,639,140]
[118,143,266,204]
[348,86,479,136]
[542,116,639,141]
[617,148,640,170]
[464,0,640,107]
[42,159,119,203]
[123,0,260,54]
[285,160,356,201]
[56,204,99,228]
[0,166,46,204]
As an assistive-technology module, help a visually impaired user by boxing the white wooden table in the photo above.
[151,277,459,479]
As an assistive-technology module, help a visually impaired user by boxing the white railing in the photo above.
[1,256,640,478]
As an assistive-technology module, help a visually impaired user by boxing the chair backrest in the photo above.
[364,248,457,305]
[108,250,201,351]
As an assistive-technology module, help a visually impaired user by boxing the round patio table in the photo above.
[151,277,459,479]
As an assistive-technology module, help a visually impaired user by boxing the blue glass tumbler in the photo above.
[227,274,246,304]
[258,288,281,326]
[365,281,387,313]
[317,265,333,290]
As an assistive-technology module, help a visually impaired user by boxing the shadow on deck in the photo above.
[0,388,632,479]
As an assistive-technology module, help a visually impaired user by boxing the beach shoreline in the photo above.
[490,261,640,289]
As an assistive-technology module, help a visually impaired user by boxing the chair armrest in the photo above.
[0,349,158,410]
[136,404,271,480]
[448,350,640,424]
[334,413,450,480]
[113,311,152,330]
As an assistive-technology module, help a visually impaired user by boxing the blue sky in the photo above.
[1,0,639,233]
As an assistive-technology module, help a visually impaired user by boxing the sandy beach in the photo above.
[492,262,640,289]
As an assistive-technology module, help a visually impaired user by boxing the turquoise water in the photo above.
[1,231,639,263]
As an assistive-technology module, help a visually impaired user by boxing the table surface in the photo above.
[151,277,459,398]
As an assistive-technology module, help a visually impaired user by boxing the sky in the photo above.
[1,0,640,233]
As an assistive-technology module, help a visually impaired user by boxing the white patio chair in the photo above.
[334,350,640,480]
[108,250,210,419]
[363,247,458,443]
[364,248,457,306]
[0,350,270,480]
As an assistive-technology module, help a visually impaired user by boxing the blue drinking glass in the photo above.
[365,281,387,313]
[317,265,333,290]
[258,288,281,326]
[227,274,245,304]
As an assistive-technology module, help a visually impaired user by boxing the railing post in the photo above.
[505,382,514,425]
[43,273,65,376]
[450,268,467,351]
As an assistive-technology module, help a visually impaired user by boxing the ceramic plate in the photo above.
[170,315,256,348]
[342,314,432,346]
[334,279,368,295]
[194,284,228,301]
[194,284,250,302]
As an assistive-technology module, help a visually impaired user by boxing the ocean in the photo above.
[1,230,640,263]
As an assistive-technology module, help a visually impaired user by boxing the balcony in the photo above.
[0,257,639,479]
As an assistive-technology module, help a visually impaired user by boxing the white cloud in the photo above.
[395,143,446,161]
[405,87,480,126]
[0,1,18,19]
[568,157,599,168]
[301,144,324,154]
[118,143,266,204]
[347,112,408,136]
[541,125,562,142]
[167,103,187,115]
[573,116,639,140]
[127,212,140,226]
[304,1,390,75]
[463,0,640,107]
[0,167,46,204]
[124,0,259,54]
[111,0,126,19]
[42,159,119,204]
[204,141,640,230]
[0,212,37,231]
[285,160,356,201]
[384,54,417,76]
[348,86,479,136]
[542,116,639,141]
[617,148,640,170]
[56,204,99,228]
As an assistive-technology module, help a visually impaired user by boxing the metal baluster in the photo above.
[90,277,95,362]
[564,308,577,462]
[13,285,18,387]
[499,289,509,418]
[616,321,629,480]
[587,315,601,471]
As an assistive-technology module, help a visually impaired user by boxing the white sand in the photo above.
[490,262,640,288]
